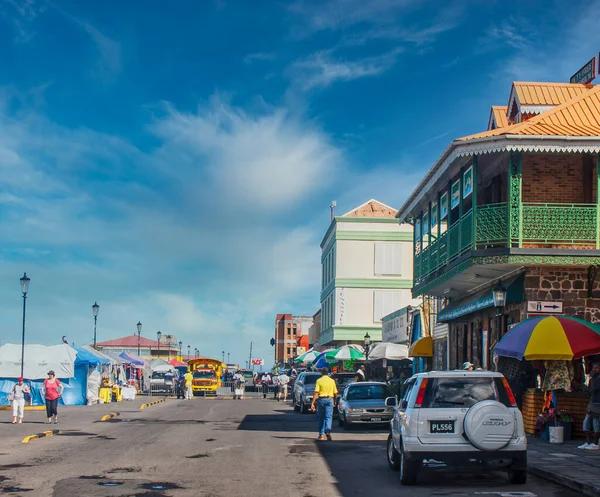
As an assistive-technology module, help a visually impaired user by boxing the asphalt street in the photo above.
[0,397,582,497]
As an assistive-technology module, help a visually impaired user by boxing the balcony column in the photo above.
[472,155,478,250]
[458,166,464,250]
[597,154,600,249]
[508,152,523,248]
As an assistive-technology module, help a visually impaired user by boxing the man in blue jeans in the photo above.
[310,367,338,441]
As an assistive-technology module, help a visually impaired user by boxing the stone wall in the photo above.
[524,266,600,323]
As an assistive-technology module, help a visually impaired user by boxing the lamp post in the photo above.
[19,273,30,378]
[363,332,371,380]
[137,321,142,356]
[227,352,230,364]
[165,334,173,361]
[187,345,191,360]
[195,348,199,359]
[157,331,161,359]
[222,350,225,363]
[92,301,99,348]
[179,341,182,358]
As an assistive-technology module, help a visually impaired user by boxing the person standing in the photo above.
[310,368,338,441]
[579,362,600,450]
[260,372,272,399]
[10,377,30,424]
[232,370,245,400]
[272,373,281,400]
[278,372,290,401]
[175,373,185,399]
[183,370,194,400]
[355,365,366,382]
[42,371,63,424]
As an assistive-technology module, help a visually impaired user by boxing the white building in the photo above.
[318,199,420,347]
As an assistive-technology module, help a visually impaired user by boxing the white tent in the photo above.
[367,343,409,361]
[150,359,176,373]
[0,344,77,379]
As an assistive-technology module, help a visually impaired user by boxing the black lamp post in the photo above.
[493,282,507,310]
[222,350,225,363]
[137,321,142,356]
[92,301,99,348]
[187,345,191,359]
[227,352,230,364]
[157,331,161,358]
[179,341,183,358]
[19,273,30,378]
[195,348,199,359]
[363,332,371,361]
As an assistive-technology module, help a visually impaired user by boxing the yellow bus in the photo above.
[187,358,225,396]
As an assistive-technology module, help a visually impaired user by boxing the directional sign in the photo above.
[570,57,596,84]
[526,300,563,314]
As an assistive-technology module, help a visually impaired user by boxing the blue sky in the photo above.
[0,0,599,366]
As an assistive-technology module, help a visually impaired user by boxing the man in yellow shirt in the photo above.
[310,367,338,441]
[184,371,194,400]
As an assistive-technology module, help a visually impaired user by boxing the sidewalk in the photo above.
[528,436,600,496]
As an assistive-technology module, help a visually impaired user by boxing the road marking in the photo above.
[140,398,167,410]
[21,429,60,444]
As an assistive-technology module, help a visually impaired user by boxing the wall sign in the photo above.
[526,301,563,314]
[451,180,460,209]
[463,166,473,198]
[570,57,596,84]
[440,192,448,220]
[431,201,438,229]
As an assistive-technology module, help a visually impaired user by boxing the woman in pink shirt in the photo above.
[41,370,64,424]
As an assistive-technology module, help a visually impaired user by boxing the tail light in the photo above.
[501,377,518,407]
[414,378,428,408]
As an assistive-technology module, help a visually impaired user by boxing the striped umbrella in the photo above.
[294,349,318,363]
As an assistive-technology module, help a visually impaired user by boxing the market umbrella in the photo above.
[311,350,337,368]
[494,315,600,361]
[367,343,409,361]
[333,345,365,361]
[294,349,318,363]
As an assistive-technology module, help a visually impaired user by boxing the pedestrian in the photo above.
[310,367,338,441]
[355,365,366,382]
[579,362,600,450]
[41,370,63,424]
[272,372,281,400]
[9,377,30,424]
[184,370,194,399]
[278,372,290,401]
[260,372,272,399]
[462,362,474,371]
[233,370,245,400]
[175,373,185,399]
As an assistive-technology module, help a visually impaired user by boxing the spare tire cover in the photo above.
[463,400,514,452]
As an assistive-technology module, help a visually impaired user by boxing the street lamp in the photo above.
[363,332,371,361]
[222,350,225,363]
[179,341,183,357]
[227,352,230,364]
[92,301,99,348]
[137,321,142,356]
[493,282,507,309]
[187,345,191,359]
[195,348,199,359]
[157,331,161,359]
[19,273,30,378]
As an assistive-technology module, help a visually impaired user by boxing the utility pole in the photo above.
[248,342,253,372]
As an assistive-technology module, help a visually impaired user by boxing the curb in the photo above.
[140,398,167,410]
[100,412,120,422]
[21,429,60,444]
[529,464,600,497]
[0,405,46,411]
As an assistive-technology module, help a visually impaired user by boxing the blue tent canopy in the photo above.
[119,352,145,365]
[74,346,111,366]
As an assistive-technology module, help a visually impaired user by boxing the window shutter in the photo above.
[374,244,384,275]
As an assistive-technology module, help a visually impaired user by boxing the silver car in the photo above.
[337,382,396,429]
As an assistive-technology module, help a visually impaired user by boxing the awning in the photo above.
[409,337,433,357]
[437,273,524,322]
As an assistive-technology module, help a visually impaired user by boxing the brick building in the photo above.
[396,81,600,370]
[274,314,313,365]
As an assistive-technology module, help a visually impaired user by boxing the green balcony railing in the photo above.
[413,202,599,287]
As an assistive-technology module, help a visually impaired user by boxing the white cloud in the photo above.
[78,21,122,82]
[289,48,403,90]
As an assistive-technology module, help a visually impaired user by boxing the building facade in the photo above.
[308,309,321,348]
[96,334,179,359]
[396,81,600,370]
[319,199,419,347]
[274,314,313,365]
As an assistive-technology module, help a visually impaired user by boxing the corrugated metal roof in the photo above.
[490,106,509,128]
[460,84,600,140]
[513,82,592,106]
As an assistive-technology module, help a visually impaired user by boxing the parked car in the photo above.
[330,372,356,390]
[386,370,527,486]
[337,382,395,429]
[293,372,321,413]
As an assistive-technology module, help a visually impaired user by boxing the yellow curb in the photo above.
[0,405,46,411]
[140,398,167,410]
[21,429,59,444]
[100,412,120,422]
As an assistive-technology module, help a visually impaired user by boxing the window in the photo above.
[287,347,291,355]
[421,377,512,409]
[293,328,297,335]
[287,327,291,335]
[347,384,393,400]
[373,291,403,322]
[330,247,334,281]
[374,243,402,275]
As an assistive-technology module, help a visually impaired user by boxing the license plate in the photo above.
[370,417,382,422]
[430,421,454,433]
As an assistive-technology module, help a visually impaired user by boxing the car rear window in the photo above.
[303,374,320,385]
[420,377,512,408]
[347,384,393,400]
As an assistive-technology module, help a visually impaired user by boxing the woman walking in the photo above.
[41,370,63,424]
[9,377,30,424]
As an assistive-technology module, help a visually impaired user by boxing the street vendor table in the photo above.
[112,386,122,402]
[98,387,112,404]
[522,389,589,437]
[121,385,136,400]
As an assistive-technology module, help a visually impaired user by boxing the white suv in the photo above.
[385,371,527,486]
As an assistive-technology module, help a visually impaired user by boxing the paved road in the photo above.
[0,398,581,496]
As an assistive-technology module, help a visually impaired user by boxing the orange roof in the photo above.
[489,106,509,129]
[342,199,397,218]
[511,82,592,106]
[460,84,600,141]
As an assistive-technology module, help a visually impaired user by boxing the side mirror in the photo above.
[401,400,408,410]
[385,397,397,407]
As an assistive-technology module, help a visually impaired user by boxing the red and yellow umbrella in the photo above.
[494,315,600,361]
